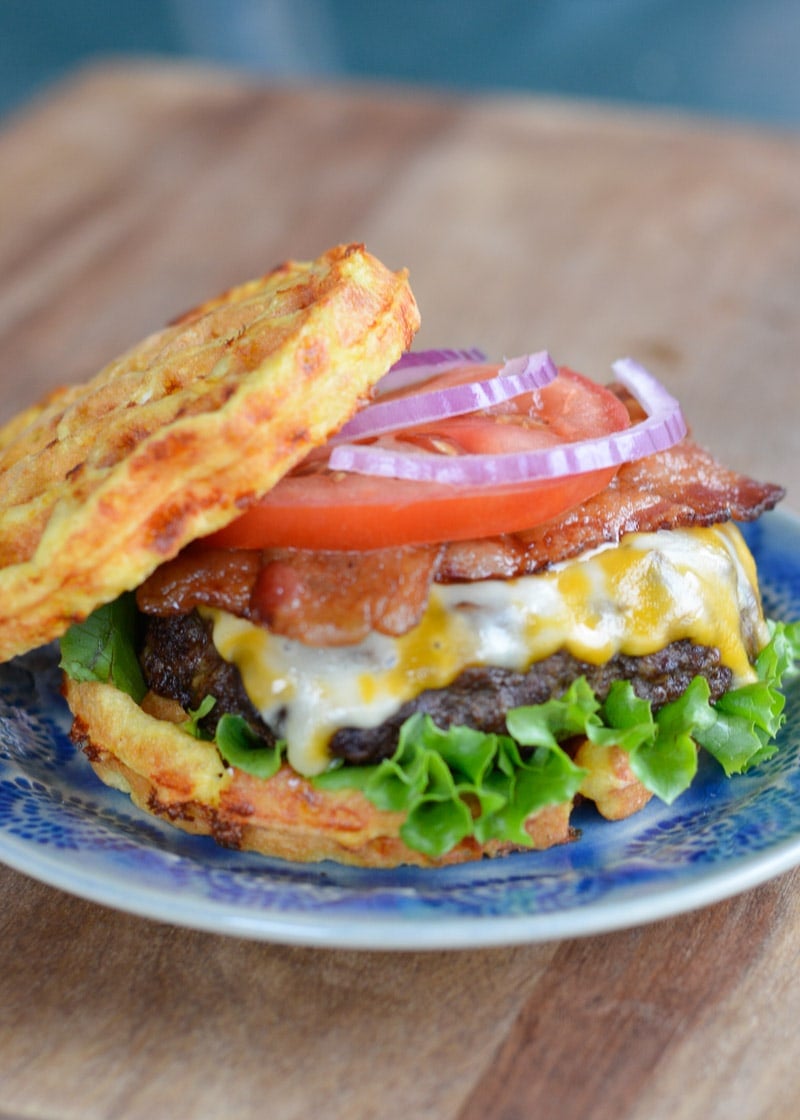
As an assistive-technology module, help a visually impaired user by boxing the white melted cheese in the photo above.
[203,524,767,776]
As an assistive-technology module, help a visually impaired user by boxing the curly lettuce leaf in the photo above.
[760,620,800,682]
[59,594,146,703]
[215,714,285,780]
[622,677,713,802]
[694,620,800,776]
[181,695,216,739]
[316,688,589,858]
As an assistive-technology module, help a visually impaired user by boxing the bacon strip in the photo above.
[439,439,785,580]
[137,438,784,645]
[137,544,440,647]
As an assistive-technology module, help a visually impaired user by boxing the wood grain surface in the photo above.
[0,62,798,1120]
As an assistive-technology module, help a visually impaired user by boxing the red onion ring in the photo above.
[328,358,687,486]
[390,347,487,370]
[334,351,558,442]
[375,347,486,394]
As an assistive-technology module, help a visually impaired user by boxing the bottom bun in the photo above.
[64,677,587,867]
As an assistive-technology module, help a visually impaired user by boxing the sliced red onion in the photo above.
[611,357,688,447]
[391,347,487,370]
[334,351,558,443]
[375,347,486,394]
[328,358,687,486]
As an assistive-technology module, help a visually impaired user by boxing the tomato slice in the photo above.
[205,367,630,551]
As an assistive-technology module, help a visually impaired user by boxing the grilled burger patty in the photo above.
[138,609,733,766]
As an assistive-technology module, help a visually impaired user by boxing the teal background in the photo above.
[2,0,798,126]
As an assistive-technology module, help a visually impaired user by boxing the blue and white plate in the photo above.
[0,512,798,949]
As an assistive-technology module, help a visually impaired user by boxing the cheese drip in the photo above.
[204,524,767,776]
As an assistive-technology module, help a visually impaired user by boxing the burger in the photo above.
[0,244,796,867]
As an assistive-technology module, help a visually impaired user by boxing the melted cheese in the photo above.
[204,524,767,776]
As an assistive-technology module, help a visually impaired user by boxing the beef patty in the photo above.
[137,609,733,766]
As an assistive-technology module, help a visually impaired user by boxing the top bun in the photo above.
[0,244,419,661]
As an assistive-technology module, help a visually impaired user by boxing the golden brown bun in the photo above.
[64,676,579,868]
[0,244,419,662]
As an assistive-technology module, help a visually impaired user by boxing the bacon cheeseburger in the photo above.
[1,244,797,867]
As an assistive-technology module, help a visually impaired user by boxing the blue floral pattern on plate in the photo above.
[0,512,798,948]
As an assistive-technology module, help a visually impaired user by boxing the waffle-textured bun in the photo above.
[0,244,419,662]
[64,676,576,867]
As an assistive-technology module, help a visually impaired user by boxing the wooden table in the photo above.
[1,63,799,1120]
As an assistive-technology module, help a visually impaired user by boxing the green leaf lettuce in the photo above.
[59,594,146,703]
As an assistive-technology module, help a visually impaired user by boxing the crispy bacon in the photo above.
[439,439,785,580]
[136,548,259,617]
[137,545,440,647]
[137,438,784,645]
